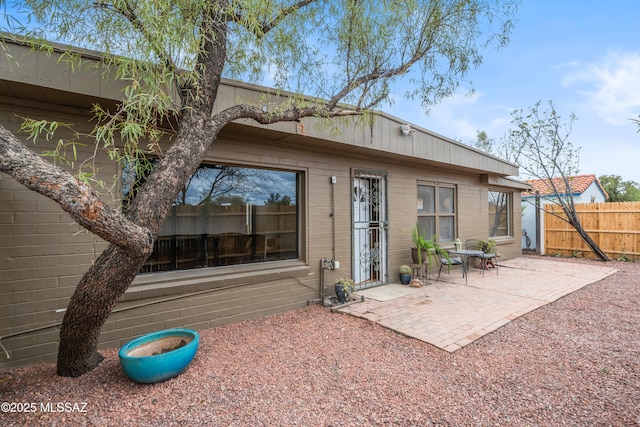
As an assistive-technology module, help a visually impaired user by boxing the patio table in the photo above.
[448,249,485,280]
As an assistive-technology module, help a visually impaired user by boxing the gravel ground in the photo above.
[1,256,639,426]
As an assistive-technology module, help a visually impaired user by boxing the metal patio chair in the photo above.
[465,239,498,276]
[436,250,467,284]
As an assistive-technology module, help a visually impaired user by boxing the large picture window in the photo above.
[488,190,512,237]
[124,163,300,273]
[417,183,456,242]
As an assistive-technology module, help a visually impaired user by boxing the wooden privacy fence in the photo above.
[545,202,640,260]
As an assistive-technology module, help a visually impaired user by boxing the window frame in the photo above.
[123,160,304,273]
[416,181,457,243]
[488,189,513,238]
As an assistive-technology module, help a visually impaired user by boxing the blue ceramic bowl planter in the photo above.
[118,328,199,384]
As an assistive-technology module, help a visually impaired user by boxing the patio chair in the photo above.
[436,250,467,284]
[465,239,498,276]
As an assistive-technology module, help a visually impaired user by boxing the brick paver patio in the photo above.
[337,257,617,352]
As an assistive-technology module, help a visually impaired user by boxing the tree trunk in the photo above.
[54,107,219,375]
[564,208,611,262]
[54,13,228,375]
[56,244,149,376]
[573,222,611,262]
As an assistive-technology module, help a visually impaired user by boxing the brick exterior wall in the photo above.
[0,93,523,372]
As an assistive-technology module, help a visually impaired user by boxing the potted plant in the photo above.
[472,238,498,270]
[334,277,355,303]
[474,238,497,254]
[411,223,449,276]
[398,265,412,285]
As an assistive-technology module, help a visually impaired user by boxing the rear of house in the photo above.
[0,39,526,370]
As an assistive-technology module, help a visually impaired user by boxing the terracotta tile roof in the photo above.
[522,174,608,199]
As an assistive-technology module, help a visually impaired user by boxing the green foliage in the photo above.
[335,277,355,300]
[617,250,631,262]
[19,118,83,166]
[474,130,495,153]
[411,223,448,268]
[5,0,519,184]
[473,129,520,164]
[398,265,411,274]
[473,238,497,254]
[264,193,291,206]
[0,0,522,376]
[598,175,640,202]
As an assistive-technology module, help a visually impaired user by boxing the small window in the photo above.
[124,162,300,272]
[488,190,512,237]
[417,183,456,242]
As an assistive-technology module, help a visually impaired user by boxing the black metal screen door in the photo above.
[352,172,388,289]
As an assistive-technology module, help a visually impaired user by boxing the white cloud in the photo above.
[562,51,640,125]
[425,90,480,138]
[384,86,516,146]
[424,89,520,143]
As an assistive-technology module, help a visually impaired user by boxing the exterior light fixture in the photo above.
[400,124,412,136]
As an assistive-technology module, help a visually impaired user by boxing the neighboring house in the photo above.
[521,174,608,252]
[0,39,528,370]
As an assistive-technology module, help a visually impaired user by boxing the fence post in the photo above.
[535,191,541,254]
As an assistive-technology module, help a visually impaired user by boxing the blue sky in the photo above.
[385,0,640,183]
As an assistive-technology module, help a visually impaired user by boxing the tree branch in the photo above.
[328,47,428,111]
[522,196,572,226]
[0,126,153,254]
[232,0,319,37]
[96,0,184,100]
[261,0,317,35]
[213,102,363,128]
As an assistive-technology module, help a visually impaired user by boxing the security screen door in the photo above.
[352,171,388,289]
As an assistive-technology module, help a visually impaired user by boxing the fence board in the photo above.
[545,202,640,260]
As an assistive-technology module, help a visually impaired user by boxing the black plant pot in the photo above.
[335,284,347,303]
[399,273,411,285]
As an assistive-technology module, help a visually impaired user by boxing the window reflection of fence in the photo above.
[142,204,297,273]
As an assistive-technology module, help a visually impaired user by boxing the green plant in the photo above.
[411,223,449,272]
[335,277,355,300]
[399,265,412,274]
[617,250,630,262]
[474,238,497,254]
[616,252,631,262]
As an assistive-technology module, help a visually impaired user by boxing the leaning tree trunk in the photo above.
[563,207,611,262]
[56,244,150,376]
